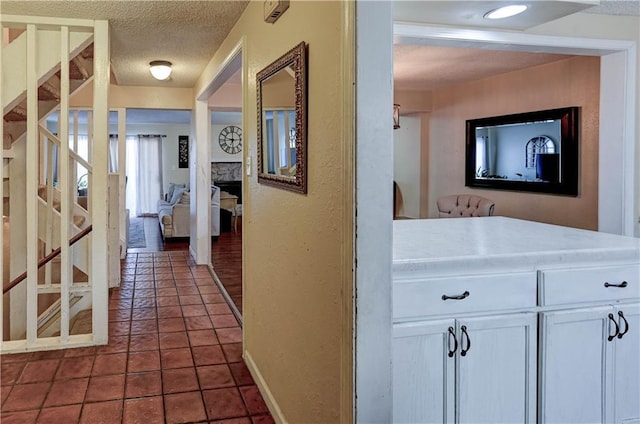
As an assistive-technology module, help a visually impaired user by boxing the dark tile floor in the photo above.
[1,251,272,423]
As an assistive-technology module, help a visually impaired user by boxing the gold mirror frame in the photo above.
[256,42,307,194]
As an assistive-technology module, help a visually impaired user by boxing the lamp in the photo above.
[393,104,400,130]
[484,5,527,19]
[149,60,172,80]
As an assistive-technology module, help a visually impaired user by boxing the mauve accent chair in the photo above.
[437,194,495,218]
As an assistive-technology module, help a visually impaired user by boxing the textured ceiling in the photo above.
[1,0,249,88]
[583,0,640,15]
[394,45,575,92]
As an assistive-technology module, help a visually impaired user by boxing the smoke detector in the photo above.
[264,0,290,23]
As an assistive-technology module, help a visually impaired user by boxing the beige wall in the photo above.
[71,82,193,110]
[428,56,600,230]
[195,1,352,422]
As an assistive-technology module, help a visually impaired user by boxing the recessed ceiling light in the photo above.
[484,5,528,19]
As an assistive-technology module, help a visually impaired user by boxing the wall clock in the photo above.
[219,125,242,154]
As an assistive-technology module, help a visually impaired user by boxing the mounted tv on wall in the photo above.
[465,106,579,196]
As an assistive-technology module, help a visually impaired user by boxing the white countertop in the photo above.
[393,217,640,278]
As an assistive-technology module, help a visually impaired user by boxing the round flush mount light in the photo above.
[484,4,528,19]
[149,60,172,80]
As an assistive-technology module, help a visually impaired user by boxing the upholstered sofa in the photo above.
[157,183,220,239]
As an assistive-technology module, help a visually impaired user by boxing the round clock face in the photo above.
[219,125,242,154]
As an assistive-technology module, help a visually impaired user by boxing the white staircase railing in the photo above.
[1,15,111,353]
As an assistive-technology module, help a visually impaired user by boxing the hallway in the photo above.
[1,251,272,423]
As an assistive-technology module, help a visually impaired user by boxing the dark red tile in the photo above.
[157,306,182,319]
[32,350,65,360]
[176,286,200,296]
[17,359,59,384]
[188,329,219,346]
[3,382,50,411]
[239,386,269,415]
[178,295,202,305]
[123,396,164,424]
[158,318,186,333]
[43,378,89,407]
[206,303,233,315]
[132,298,156,309]
[37,404,82,423]
[211,314,239,329]
[0,352,33,364]
[125,371,162,399]
[85,374,125,402]
[79,400,123,424]
[131,307,157,320]
[229,362,255,386]
[162,368,199,394]
[216,418,252,424]
[97,335,129,354]
[192,345,226,366]
[157,296,180,307]
[202,293,226,304]
[159,332,189,350]
[109,321,131,336]
[251,415,275,424]
[196,364,235,389]
[127,351,160,373]
[63,347,97,358]
[130,319,158,335]
[55,356,94,380]
[222,343,243,363]
[164,391,206,424]
[185,316,213,330]
[181,304,207,317]
[128,333,159,352]
[134,289,155,298]
[156,288,178,297]
[202,387,247,421]
[216,327,242,344]
[2,385,11,405]
[109,308,132,322]
[0,409,39,424]
[160,348,194,369]
[1,362,25,386]
[92,353,127,376]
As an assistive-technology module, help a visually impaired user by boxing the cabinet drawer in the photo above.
[393,272,537,320]
[539,264,640,306]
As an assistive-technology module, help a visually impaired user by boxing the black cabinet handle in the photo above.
[460,325,471,356]
[608,313,620,341]
[604,281,628,288]
[618,311,629,339]
[447,326,458,358]
[442,291,470,301]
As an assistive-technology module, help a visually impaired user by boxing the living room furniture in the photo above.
[437,194,495,218]
[393,217,639,423]
[220,191,239,233]
[157,184,220,239]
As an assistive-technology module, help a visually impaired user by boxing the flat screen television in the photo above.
[465,106,579,196]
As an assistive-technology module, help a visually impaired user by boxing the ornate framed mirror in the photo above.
[256,42,307,194]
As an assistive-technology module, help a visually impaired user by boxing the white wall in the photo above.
[393,114,421,218]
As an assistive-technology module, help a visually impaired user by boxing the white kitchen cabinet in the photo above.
[540,303,640,424]
[393,313,536,424]
[612,304,640,424]
[457,313,536,424]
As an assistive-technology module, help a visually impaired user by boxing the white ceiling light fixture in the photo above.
[484,4,528,19]
[149,60,172,80]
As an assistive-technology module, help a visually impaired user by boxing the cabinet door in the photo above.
[540,307,614,424]
[393,319,456,424]
[613,303,640,424]
[456,313,537,424]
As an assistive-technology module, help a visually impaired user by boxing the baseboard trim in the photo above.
[244,350,286,424]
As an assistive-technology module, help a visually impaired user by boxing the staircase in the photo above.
[1,15,112,353]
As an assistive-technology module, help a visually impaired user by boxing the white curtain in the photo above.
[126,135,163,217]
[108,135,118,173]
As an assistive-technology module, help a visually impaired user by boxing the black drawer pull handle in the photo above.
[447,326,457,358]
[442,291,470,301]
[618,311,629,339]
[604,281,628,288]
[460,325,471,356]
[608,313,619,341]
